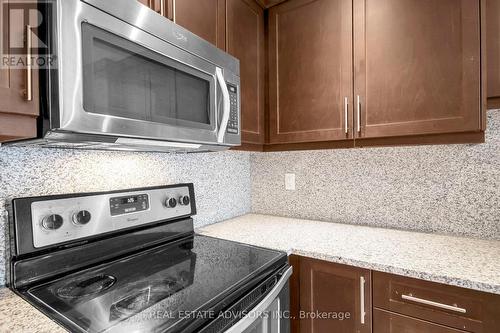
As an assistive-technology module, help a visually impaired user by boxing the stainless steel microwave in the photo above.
[9,0,240,153]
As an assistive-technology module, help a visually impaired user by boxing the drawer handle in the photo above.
[401,294,467,314]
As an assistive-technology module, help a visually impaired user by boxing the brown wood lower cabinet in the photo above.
[291,255,372,333]
[373,271,500,333]
[290,255,500,333]
[374,308,469,333]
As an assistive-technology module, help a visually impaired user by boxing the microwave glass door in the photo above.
[81,23,214,132]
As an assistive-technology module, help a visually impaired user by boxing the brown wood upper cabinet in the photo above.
[295,256,372,333]
[138,0,226,48]
[0,0,39,143]
[354,0,482,139]
[255,0,288,8]
[268,0,484,148]
[140,0,266,146]
[137,0,163,15]
[172,0,266,145]
[168,0,226,49]
[268,0,353,144]
[227,0,266,145]
[487,0,500,108]
[137,0,226,49]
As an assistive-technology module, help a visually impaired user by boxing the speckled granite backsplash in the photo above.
[1,112,499,286]
[251,110,500,240]
[0,149,251,285]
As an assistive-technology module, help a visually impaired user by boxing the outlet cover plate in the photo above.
[285,173,296,191]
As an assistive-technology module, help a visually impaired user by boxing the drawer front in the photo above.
[374,308,469,333]
[373,272,491,332]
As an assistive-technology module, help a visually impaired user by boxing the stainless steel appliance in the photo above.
[8,0,240,152]
[8,184,291,333]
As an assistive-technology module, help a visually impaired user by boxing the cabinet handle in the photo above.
[356,95,361,134]
[160,0,166,17]
[172,0,176,22]
[401,294,467,314]
[360,276,366,324]
[344,97,349,134]
[25,25,32,101]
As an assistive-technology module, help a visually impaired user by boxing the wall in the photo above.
[251,110,500,240]
[0,149,251,285]
[2,112,499,285]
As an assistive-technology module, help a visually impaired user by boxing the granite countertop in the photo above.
[198,214,500,295]
[0,288,65,333]
[2,213,499,332]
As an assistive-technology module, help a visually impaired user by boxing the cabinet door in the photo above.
[299,257,371,333]
[169,0,225,49]
[354,0,481,139]
[373,271,500,333]
[487,0,500,106]
[0,0,39,142]
[136,0,155,12]
[374,309,469,333]
[268,0,353,144]
[136,1,171,21]
[136,0,152,7]
[227,0,265,144]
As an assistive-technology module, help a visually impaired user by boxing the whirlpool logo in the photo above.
[1,0,56,69]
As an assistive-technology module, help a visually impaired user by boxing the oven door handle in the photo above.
[224,266,293,333]
[216,67,230,143]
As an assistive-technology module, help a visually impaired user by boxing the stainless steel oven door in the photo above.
[56,0,237,146]
[225,267,292,333]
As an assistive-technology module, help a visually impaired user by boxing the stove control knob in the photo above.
[41,214,64,230]
[178,195,190,206]
[73,210,92,225]
[165,197,177,208]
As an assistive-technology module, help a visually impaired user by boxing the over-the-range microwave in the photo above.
[8,0,241,153]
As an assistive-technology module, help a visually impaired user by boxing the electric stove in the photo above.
[8,184,291,332]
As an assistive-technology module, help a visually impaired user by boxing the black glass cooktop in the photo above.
[26,235,286,333]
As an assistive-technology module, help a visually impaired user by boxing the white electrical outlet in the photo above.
[285,173,296,191]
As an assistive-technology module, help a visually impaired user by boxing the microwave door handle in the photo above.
[215,67,230,143]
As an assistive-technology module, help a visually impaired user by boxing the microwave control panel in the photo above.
[227,84,239,134]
